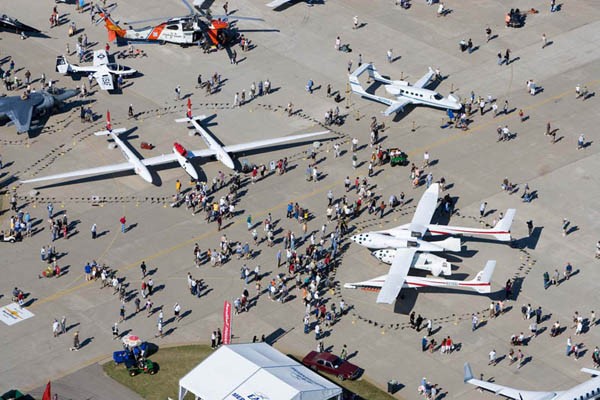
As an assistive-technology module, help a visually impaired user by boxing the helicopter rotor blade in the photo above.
[181,0,196,15]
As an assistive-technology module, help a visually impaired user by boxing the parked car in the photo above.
[301,351,361,380]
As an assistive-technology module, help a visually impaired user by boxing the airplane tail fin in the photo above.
[493,209,516,241]
[55,55,70,74]
[470,260,496,293]
[436,237,461,252]
[463,363,474,383]
[97,6,126,40]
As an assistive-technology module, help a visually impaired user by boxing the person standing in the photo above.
[485,26,492,42]
[173,302,181,322]
[91,223,97,239]
[140,261,147,278]
[340,344,348,359]
[562,218,569,236]
[60,316,67,334]
[112,322,119,339]
[175,85,181,101]
[147,278,154,295]
[223,1,228,15]
[353,15,358,29]
[120,216,126,233]
[471,314,478,331]
[488,349,497,365]
[542,33,548,48]
[386,49,393,63]
[53,319,60,337]
[480,202,487,217]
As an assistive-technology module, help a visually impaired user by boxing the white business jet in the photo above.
[20,102,330,186]
[464,362,600,400]
[348,63,462,116]
[344,260,495,295]
[56,49,136,91]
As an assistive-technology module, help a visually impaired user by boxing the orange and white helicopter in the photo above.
[97,0,261,47]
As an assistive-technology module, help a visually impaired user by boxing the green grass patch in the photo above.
[103,345,399,400]
[103,344,213,400]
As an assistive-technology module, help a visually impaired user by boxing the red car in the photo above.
[302,351,361,380]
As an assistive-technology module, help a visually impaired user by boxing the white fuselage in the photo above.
[172,145,199,180]
[110,132,152,182]
[384,83,461,111]
[188,118,235,169]
[372,249,451,276]
[344,274,488,292]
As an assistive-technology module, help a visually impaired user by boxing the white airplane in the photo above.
[464,362,600,400]
[344,260,495,295]
[56,49,136,91]
[349,63,462,116]
[350,183,515,303]
[20,103,330,186]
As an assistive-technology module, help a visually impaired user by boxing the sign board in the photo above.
[0,303,35,325]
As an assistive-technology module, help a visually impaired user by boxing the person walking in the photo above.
[340,344,348,359]
[91,223,97,239]
[70,331,80,351]
[386,49,393,63]
[140,261,147,278]
[471,313,478,331]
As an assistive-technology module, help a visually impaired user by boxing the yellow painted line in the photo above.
[29,78,600,308]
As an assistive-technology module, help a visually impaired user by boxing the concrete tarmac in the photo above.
[1,0,600,399]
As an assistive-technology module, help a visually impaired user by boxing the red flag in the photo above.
[186,98,192,119]
[106,110,112,132]
[42,381,51,400]
[223,301,232,345]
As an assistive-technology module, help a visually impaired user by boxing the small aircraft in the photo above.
[98,0,258,47]
[344,260,495,295]
[0,14,42,35]
[0,89,79,134]
[464,362,600,400]
[56,49,137,91]
[350,183,515,303]
[20,103,330,186]
[349,63,462,116]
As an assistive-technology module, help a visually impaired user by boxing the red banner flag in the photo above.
[42,381,51,400]
[223,301,232,345]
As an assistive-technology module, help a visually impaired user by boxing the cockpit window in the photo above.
[434,93,443,100]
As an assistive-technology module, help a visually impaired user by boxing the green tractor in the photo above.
[387,148,409,167]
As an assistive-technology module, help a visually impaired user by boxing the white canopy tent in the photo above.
[178,343,343,400]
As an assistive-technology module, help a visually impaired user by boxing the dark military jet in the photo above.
[0,89,79,133]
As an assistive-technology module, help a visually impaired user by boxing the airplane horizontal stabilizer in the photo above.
[95,128,127,136]
[175,115,207,123]
[436,237,461,252]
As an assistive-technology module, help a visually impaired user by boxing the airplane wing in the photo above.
[2,102,34,133]
[464,363,560,400]
[376,248,417,304]
[222,131,330,154]
[266,0,291,7]
[383,99,411,116]
[20,162,134,184]
[94,69,114,91]
[141,149,215,166]
[413,67,435,88]
[409,183,439,236]
[93,49,109,67]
